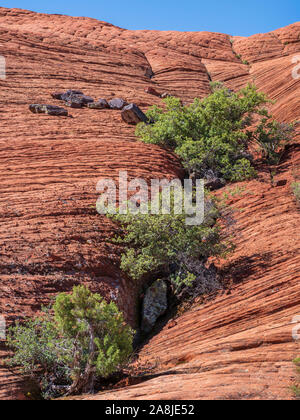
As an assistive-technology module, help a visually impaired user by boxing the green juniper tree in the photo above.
[136,83,295,182]
[110,192,232,296]
[6,286,134,398]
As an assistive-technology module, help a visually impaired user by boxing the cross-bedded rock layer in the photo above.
[0,8,299,400]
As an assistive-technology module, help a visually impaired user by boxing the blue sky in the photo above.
[1,0,299,36]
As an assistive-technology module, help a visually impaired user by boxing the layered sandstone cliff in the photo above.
[0,8,299,400]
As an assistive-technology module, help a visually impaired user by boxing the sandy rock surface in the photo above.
[0,8,299,400]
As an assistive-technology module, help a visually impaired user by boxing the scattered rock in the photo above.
[60,90,84,101]
[66,94,94,108]
[88,99,109,109]
[121,103,148,125]
[51,92,65,100]
[29,104,68,117]
[141,279,168,333]
[108,98,128,110]
[53,90,94,107]
[65,97,84,108]
[145,87,161,97]
[79,95,94,106]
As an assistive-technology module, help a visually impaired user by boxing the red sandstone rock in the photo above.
[0,7,299,400]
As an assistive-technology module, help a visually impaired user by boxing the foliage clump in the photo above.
[110,194,232,295]
[6,286,134,399]
[254,119,295,165]
[136,83,295,181]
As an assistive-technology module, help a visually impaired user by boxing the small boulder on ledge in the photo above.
[52,90,94,107]
[79,95,94,106]
[141,279,168,333]
[108,98,128,110]
[60,90,84,101]
[121,103,148,125]
[65,94,94,108]
[88,99,109,109]
[51,92,65,100]
[29,104,68,117]
[65,97,84,108]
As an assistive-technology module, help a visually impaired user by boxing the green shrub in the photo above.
[292,182,300,203]
[6,286,134,398]
[110,194,232,294]
[136,83,295,181]
[6,312,73,397]
[254,119,295,164]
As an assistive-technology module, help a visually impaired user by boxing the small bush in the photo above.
[110,194,232,294]
[254,119,295,164]
[6,313,73,397]
[292,182,300,203]
[136,83,296,181]
[6,286,134,398]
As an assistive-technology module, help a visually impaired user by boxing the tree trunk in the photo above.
[66,324,96,396]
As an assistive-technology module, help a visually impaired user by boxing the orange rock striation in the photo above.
[0,7,299,400]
